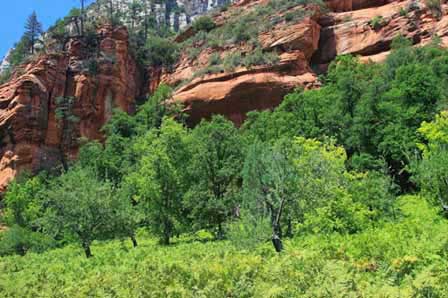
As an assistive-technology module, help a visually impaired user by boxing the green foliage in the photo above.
[55,96,79,123]
[1,197,448,297]
[223,51,242,71]
[126,118,190,245]
[242,48,279,68]
[134,84,180,132]
[192,16,216,32]
[0,225,56,257]
[369,16,386,30]
[226,211,271,250]
[412,111,448,213]
[243,42,447,189]
[184,116,243,237]
[24,11,43,54]
[5,8,448,295]
[0,68,12,85]
[3,176,45,228]
[180,0,324,76]
[42,167,135,257]
[0,175,57,256]
[143,36,179,68]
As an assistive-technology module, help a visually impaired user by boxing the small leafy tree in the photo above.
[242,140,300,252]
[144,36,179,68]
[3,176,45,229]
[42,167,131,257]
[135,84,174,132]
[1,175,56,256]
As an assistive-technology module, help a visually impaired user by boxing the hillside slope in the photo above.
[1,0,447,192]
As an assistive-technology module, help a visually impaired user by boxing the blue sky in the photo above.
[0,1,83,59]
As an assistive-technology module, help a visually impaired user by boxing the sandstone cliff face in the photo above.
[0,26,140,193]
[314,0,445,66]
[156,0,323,125]
[159,0,448,125]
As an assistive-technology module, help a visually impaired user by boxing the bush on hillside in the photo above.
[192,16,216,32]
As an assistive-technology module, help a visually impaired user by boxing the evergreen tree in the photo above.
[24,11,43,54]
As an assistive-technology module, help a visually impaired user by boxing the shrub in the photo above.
[223,51,242,71]
[242,48,279,68]
[187,47,202,60]
[208,52,222,66]
[0,226,57,256]
[425,0,442,18]
[399,7,408,17]
[369,15,386,30]
[144,36,179,68]
[192,16,216,32]
[0,68,12,85]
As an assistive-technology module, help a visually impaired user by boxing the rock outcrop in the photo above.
[314,0,448,66]
[0,26,140,193]
[160,0,448,125]
[158,1,323,125]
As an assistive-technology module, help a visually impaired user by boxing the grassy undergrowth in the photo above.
[1,195,447,298]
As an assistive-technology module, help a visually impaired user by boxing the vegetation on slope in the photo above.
[2,1,448,296]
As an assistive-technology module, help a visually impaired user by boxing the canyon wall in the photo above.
[0,26,140,193]
[2,0,448,192]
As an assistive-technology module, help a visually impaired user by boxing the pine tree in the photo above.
[24,11,43,54]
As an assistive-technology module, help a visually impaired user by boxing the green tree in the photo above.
[242,139,300,252]
[185,116,243,238]
[143,36,179,68]
[127,118,190,245]
[3,176,45,229]
[1,175,56,256]
[412,111,448,215]
[42,167,132,257]
[24,11,43,54]
[135,84,174,131]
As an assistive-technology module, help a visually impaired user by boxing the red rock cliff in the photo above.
[3,0,448,193]
[158,0,448,125]
[0,25,140,193]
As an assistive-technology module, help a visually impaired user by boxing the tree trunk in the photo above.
[272,233,283,253]
[160,233,170,245]
[80,0,85,36]
[272,220,284,252]
[160,219,171,245]
[83,242,92,258]
[216,223,225,240]
[31,36,35,54]
[131,235,138,247]
[285,217,293,238]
